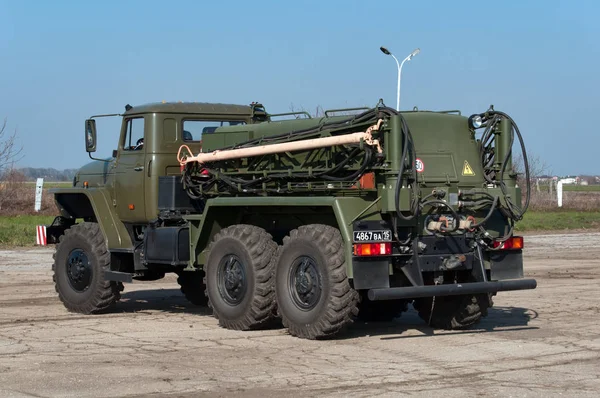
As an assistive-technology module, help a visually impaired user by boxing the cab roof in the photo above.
[122,102,259,116]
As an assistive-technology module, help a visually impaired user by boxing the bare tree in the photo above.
[0,119,22,175]
[512,152,554,208]
[0,168,26,212]
[513,153,550,180]
[287,103,325,118]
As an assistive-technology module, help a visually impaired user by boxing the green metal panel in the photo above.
[184,196,383,278]
[50,187,133,250]
[113,115,147,222]
[401,112,484,187]
[201,115,350,152]
[123,102,256,117]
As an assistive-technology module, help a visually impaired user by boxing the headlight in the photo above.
[468,114,483,129]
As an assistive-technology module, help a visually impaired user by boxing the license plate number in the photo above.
[353,230,392,242]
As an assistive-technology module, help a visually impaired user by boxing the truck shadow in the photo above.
[116,289,538,340]
[117,288,213,316]
[343,306,539,340]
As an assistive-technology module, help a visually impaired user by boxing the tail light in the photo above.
[353,242,392,256]
[493,236,524,250]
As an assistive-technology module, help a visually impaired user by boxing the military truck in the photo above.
[46,100,536,339]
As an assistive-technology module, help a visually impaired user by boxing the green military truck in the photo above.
[46,100,536,339]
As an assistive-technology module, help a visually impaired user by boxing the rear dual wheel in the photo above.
[205,223,360,339]
[275,224,359,339]
[357,292,408,322]
[205,225,278,330]
[177,270,208,306]
[413,293,492,329]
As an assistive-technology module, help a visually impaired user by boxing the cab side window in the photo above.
[182,120,245,142]
[123,118,145,151]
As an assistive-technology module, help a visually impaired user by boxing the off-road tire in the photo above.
[177,271,208,306]
[275,224,359,339]
[52,222,122,314]
[357,291,408,322]
[413,293,492,329]
[204,225,277,330]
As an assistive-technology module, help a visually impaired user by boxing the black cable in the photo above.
[394,114,419,221]
[485,111,530,220]
[470,196,499,228]
[181,106,399,197]
[420,199,461,232]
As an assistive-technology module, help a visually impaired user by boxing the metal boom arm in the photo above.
[178,120,383,167]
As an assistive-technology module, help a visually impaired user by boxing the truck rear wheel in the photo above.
[275,224,359,339]
[413,293,491,329]
[52,222,122,314]
[177,271,208,306]
[205,225,277,330]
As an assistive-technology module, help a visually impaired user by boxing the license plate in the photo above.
[353,230,392,242]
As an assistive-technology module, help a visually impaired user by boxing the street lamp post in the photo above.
[380,47,420,111]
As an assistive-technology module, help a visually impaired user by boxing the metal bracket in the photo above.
[399,239,425,287]
[104,270,133,283]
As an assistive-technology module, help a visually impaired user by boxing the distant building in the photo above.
[578,175,599,185]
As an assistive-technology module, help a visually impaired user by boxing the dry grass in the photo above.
[0,171,58,216]
[527,190,600,211]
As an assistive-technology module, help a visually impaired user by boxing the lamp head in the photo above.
[408,48,421,60]
[380,46,391,55]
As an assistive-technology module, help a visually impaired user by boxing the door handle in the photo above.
[134,166,144,172]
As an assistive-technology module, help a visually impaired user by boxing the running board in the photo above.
[367,279,537,301]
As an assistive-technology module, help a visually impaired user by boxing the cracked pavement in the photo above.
[1,233,599,397]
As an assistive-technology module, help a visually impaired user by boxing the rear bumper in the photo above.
[367,278,537,301]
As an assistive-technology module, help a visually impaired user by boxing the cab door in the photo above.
[114,116,146,222]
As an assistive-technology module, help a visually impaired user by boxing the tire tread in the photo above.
[278,224,359,339]
[52,222,121,314]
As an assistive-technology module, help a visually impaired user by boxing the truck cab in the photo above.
[53,102,268,241]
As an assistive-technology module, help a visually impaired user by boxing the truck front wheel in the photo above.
[52,222,122,314]
[205,225,277,330]
[275,224,359,339]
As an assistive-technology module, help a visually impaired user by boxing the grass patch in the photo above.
[0,215,55,247]
[515,210,600,232]
[562,185,600,192]
[1,210,597,248]
[22,181,72,189]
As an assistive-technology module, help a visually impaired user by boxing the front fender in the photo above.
[50,187,133,250]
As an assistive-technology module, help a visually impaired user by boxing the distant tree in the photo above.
[17,167,77,182]
[513,153,550,181]
[0,169,27,212]
[0,119,22,176]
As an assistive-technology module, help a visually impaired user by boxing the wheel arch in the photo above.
[186,196,379,278]
[51,188,133,250]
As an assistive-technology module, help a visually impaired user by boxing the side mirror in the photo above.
[85,119,97,152]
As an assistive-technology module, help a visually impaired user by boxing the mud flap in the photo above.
[490,251,524,280]
[352,260,390,290]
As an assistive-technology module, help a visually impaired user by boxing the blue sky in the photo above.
[1,0,598,175]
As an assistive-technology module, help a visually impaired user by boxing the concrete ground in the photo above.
[0,233,599,397]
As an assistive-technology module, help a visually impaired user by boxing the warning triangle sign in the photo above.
[462,161,475,176]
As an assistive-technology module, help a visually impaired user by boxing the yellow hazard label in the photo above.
[462,160,475,176]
